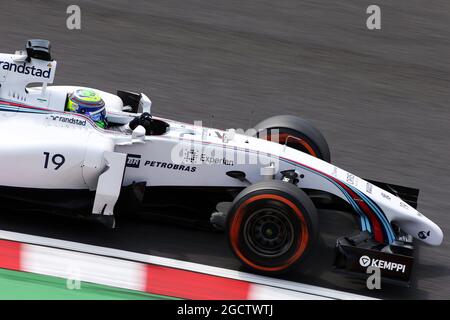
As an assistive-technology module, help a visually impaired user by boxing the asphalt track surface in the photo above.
[0,0,449,299]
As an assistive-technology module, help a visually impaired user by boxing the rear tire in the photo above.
[227,181,319,274]
[254,115,331,162]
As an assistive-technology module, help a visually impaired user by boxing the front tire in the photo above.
[254,115,331,162]
[227,181,319,274]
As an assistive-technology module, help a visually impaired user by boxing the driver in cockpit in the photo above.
[65,89,108,128]
[65,88,153,133]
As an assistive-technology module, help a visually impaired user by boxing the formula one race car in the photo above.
[0,40,443,284]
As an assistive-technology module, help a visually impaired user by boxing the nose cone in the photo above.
[427,223,444,246]
[376,194,444,246]
[406,212,444,246]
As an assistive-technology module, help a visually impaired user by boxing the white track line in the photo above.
[0,229,375,300]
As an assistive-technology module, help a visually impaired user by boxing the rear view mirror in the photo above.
[138,93,152,114]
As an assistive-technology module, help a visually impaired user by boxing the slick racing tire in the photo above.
[227,181,319,275]
[254,115,331,162]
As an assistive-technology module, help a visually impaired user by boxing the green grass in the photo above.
[0,268,177,300]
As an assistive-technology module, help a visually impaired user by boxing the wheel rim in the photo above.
[230,193,311,272]
[243,207,295,258]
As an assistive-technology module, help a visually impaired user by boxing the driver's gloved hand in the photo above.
[138,112,153,128]
[129,112,153,134]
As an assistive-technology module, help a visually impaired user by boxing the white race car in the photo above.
[0,40,443,284]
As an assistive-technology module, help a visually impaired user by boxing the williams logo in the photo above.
[0,61,52,78]
[126,154,141,168]
[418,230,430,240]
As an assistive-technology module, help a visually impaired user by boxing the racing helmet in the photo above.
[66,89,107,128]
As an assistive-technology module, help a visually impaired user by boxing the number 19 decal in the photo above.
[44,152,66,170]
